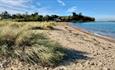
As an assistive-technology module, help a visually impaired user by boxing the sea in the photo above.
[72,21,115,38]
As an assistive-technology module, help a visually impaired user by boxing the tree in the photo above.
[1,11,11,19]
[72,12,79,21]
[78,12,82,16]
[43,15,50,21]
[72,12,77,16]
[0,11,95,22]
[37,15,43,21]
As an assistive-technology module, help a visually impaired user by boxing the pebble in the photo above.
[44,67,49,70]
[90,62,95,65]
[103,67,110,70]
[11,67,17,70]
[93,52,100,56]
[54,66,66,70]
[98,62,102,66]
[0,63,3,68]
[84,61,90,65]
[78,63,83,68]
[108,46,112,49]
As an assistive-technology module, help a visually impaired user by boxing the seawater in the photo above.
[72,21,115,38]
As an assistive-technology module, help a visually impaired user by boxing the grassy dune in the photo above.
[0,21,65,67]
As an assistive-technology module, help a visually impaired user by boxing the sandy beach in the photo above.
[45,23,115,70]
[1,0,115,69]
[1,22,115,70]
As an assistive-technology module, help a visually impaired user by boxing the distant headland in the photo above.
[0,11,95,22]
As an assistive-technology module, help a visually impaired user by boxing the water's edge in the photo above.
[67,22,115,43]
[71,22,115,39]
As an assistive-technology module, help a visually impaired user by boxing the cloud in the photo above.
[67,6,77,13]
[0,0,42,14]
[30,7,59,15]
[0,3,29,14]
[0,0,32,12]
[0,0,30,7]
[0,0,58,15]
[0,6,26,14]
[57,0,65,6]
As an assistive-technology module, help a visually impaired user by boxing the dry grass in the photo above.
[0,21,65,66]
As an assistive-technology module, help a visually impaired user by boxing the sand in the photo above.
[45,23,115,70]
[1,23,115,70]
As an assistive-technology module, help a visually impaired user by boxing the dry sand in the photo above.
[1,23,115,70]
[45,23,115,70]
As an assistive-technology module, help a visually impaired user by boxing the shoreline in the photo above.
[47,22,115,70]
[0,22,115,70]
[1,21,115,70]
[66,22,115,43]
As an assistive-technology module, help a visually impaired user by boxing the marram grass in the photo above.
[0,21,65,66]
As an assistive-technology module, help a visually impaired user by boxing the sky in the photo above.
[0,0,115,21]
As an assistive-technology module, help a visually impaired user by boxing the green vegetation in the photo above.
[0,21,65,66]
[0,11,95,22]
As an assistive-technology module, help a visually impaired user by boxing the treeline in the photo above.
[0,11,95,22]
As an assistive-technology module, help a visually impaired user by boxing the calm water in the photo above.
[72,22,115,38]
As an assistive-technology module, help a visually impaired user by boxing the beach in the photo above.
[1,22,115,70]
[45,23,115,70]
[0,0,115,70]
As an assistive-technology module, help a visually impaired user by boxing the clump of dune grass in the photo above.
[26,22,57,30]
[0,21,9,27]
[0,21,65,66]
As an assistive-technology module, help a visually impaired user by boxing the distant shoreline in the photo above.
[66,22,115,43]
